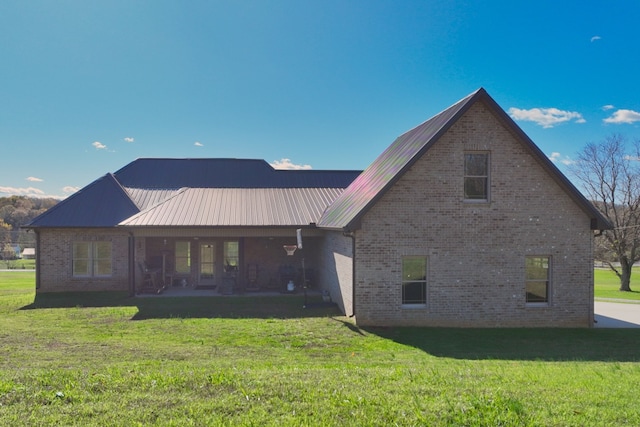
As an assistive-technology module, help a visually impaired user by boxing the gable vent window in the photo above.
[464,152,489,201]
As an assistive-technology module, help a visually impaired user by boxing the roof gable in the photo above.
[26,174,140,228]
[318,88,611,231]
[318,89,479,229]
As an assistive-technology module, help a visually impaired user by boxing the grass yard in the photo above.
[0,258,36,270]
[594,268,640,301]
[1,272,640,426]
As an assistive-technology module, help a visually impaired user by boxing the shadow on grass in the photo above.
[361,326,640,362]
[21,292,640,362]
[20,292,342,320]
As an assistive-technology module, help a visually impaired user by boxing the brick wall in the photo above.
[353,101,595,327]
[317,231,354,316]
[36,228,130,292]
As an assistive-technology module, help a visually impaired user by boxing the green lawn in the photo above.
[1,272,640,426]
[594,268,640,301]
[0,258,35,270]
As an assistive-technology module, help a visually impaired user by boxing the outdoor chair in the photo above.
[137,262,162,294]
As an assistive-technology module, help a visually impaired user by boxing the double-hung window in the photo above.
[72,241,112,277]
[464,152,489,201]
[224,241,239,273]
[402,256,427,305]
[526,256,550,304]
[175,241,191,274]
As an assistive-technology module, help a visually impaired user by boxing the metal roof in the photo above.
[318,88,612,231]
[125,188,181,210]
[26,174,140,228]
[25,159,360,229]
[26,90,610,232]
[120,188,344,227]
[114,158,361,189]
[318,89,476,230]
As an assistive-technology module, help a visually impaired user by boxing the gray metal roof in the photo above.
[125,188,181,210]
[318,88,612,231]
[26,90,610,232]
[115,158,361,189]
[120,188,344,227]
[26,174,140,228]
[26,158,360,229]
[318,89,477,230]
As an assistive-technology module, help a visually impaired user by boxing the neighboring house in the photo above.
[21,248,36,259]
[26,88,611,327]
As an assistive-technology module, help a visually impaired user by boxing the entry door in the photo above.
[199,243,216,287]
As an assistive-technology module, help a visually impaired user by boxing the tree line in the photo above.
[0,196,58,259]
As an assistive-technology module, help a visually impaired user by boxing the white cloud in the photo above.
[124,137,134,143]
[549,152,574,165]
[603,109,640,124]
[590,35,601,42]
[92,141,107,150]
[270,158,313,170]
[508,107,586,128]
[26,176,43,182]
[62,186,80,194]
[602,104,615,111]
[0,186,45,196]
[194,141,204,147]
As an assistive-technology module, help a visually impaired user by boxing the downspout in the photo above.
[343,230,356,318]
[591,224,606,327]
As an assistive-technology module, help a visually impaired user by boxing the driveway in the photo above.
[594,300,640,328]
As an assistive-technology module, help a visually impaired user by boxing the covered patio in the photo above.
[131,230,321,296]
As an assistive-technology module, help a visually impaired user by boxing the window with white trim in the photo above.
[464,152,489,201]
[402,256,427,305]
[72,241,112,277]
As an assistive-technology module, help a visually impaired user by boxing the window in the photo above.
[175,241,191,274]
[526,256,550,303]
[72,241,112,277]
[224,241,239,273]
[402,256,427,305]
[464,152,489,201]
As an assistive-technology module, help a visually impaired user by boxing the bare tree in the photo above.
[571,134,640,291]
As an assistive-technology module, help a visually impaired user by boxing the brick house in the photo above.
[26,88,610,327]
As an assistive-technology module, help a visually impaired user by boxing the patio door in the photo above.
[199,243,216,287]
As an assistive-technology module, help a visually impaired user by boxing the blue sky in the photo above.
[1,1,639,199]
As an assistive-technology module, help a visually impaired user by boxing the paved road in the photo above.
[594,301,640,328]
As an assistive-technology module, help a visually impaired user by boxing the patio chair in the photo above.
[137,262,162,294]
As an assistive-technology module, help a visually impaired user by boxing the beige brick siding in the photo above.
[36,228,130,292]
[317,231,354,316]
[353,101,595,327]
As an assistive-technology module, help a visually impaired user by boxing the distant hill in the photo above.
[0,196,58,254]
